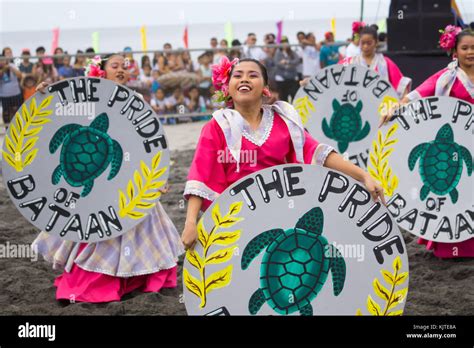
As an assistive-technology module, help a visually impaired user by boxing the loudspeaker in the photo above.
[390,0,452,17]
[387,16,420,51]
[387,13,455,52]
[421,0,452,13]
[389,0,420,16]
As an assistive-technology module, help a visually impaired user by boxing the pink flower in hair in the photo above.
[87,64,106,78]
[352,21,366,35]
[85,55,106,78]
[211,56,239,105]
[439,25,462,52]
[211,56,239,91]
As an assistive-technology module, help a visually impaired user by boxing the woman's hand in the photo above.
[362,173,386,205]
[35,81,50,94]
[378,96,410,128]
[181,220,198,251]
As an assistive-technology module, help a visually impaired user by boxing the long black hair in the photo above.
[229,58,269,85]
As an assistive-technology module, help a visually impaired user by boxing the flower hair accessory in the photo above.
[439,25,462,53]
[211,56,239,106]
[85,55,106,78]
[352,21,366,36]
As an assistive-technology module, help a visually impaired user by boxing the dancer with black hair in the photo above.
[181,57,386,249]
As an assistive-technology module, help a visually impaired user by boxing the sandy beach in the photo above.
[0,121,473,315]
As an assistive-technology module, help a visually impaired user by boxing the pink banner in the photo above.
[51,27,60,54]
[276,20,283,44]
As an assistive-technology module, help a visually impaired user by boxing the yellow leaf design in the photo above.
[367,295,381,315]
[127,181,135,200]
[356,308,363,316]
[21,137,38,154]
[212,203,221,226]
[5,136,15,154]
[294,96,315,125]
[197,219,209,248]
[2,151,16,168]
[151,151,162,169]
[358,256,408,316]
[205,264,233,293]
[134,170,143,190]
[393,287,408,304]
[183,268,204,300]
[23,149,38,167]
[218,216,242,228]
[39,95,53,109]
[228,201,243,216]
[140,160,150,177]
[205,246,236,265]
[126,211,146,219]
[373,278,391,301]
[393,256,402,272]
[381,270,394,285]
[367,123,399,197]
[29,98,37,116]
[118,151,167,219]
[135,201,155,209]
[209,230,241,246]
[395,272,408,286]
[23,127,41,137]
[186,249,204,270]
[2,97,53,172]
[185,202,244,308]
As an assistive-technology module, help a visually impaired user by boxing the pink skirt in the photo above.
[54,245,177,303]
[418,238,474,258]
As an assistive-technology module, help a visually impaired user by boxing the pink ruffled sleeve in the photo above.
[385,57,412,97]
[407,69,447,101]
[183,119,228,211]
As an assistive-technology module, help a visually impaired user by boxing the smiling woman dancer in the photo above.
[180,57,386,250]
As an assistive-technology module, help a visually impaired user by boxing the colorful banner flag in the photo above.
[140,26,148,52]
[276,20,283,44]
[377,19,386,33]
[225,21,233,45]
[92,32,100,53]
[330,18,336,39]
[183,26,189,49]
[51,27,60,54]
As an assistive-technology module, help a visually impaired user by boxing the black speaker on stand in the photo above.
[386,0,454,88]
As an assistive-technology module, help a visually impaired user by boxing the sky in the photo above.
[1,0,472,33]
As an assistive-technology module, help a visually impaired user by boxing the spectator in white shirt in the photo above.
[242,33,267,63]
[301,32,322,78]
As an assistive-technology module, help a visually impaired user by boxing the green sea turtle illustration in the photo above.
[322,99,370,153]
[408,123,472,204]
[49,113,123,197]
[241,207,346,316]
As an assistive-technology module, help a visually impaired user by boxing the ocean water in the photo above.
[2,17,384,59]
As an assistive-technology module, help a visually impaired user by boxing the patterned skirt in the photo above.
[32,202,185,302]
